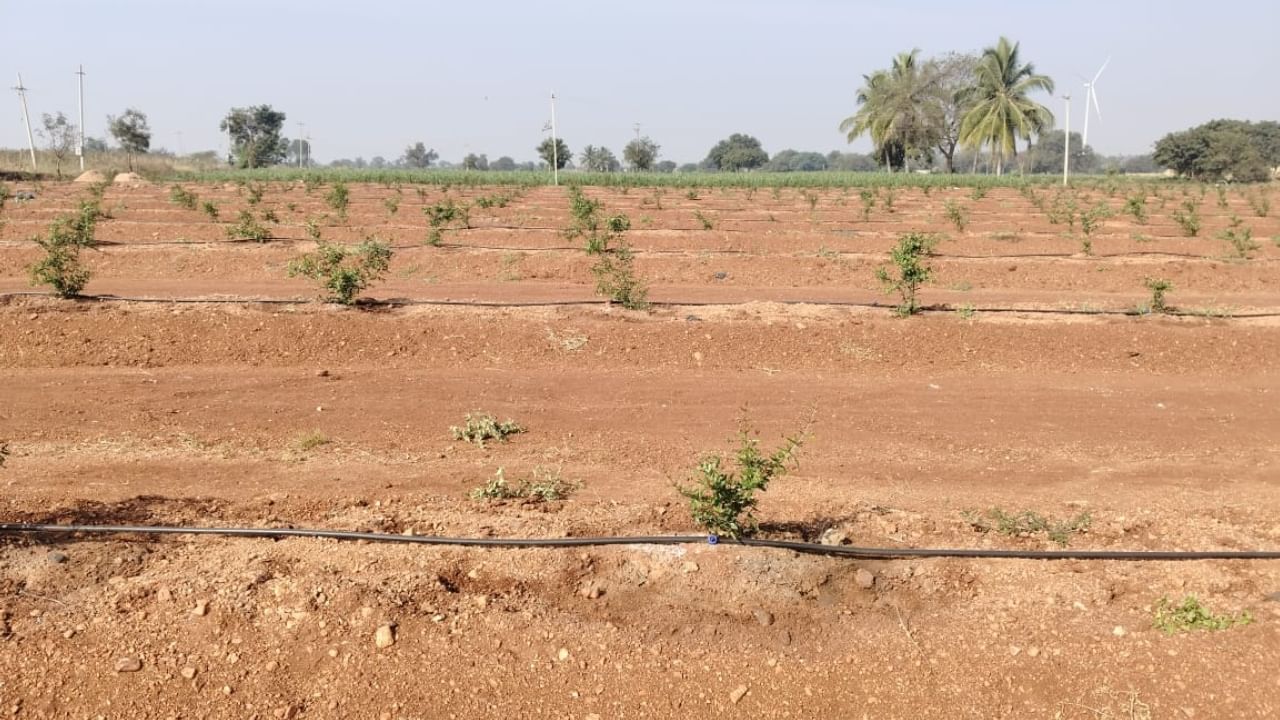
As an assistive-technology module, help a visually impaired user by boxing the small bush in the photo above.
[943,199,968,232]
[29,233,91,298]
[1143,278,1172,314]
[677,424,805,538]
[305,217,322,241]
[1246,192,1270,218]
[293,430,330,451]
[962,508,1092,546]
[245,182,267,205]
[858,188,876,221]
[801,190,819,210]
[303,176,323,194]
[201,201,220,220]
[470,466,578,502]
[1124,194,1148,224]
[383,195,400,216]
[1218,215,1257,259]
[1172,200,1200,237]
[169,185,199,210]
[882,187,897,213]
[451,413,524,447]
[592,244,648,310]
[1153,595,1252,635]
[693,209,715,231]
[287,239,392,305]
[226,210,271,242]
[1080,203,1111,237]
[969,186,988,201]
[424,198,471,245]
[261,208,280,224]
[326,181,349,218]
[875,232,938,316]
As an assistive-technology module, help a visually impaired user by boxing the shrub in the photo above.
[169,185,199,210]
[326,181,349,218]
[287,239,392,304]
[305,217,322,241]
[0,182,11,212]
[470,466,578,502]
[245,182,267,205]
[591,244,648,310]
[1246,191,1270,218]
[451,413,524,447]
[226,210,271,242]
[943,199,968,232]
[875,232,938,316]
[1143,278,1173,314]
[882,187,897,213]
[201,201,220,220]
[1124,194,1148,224]
[1080,203,1111,237]
[1153,596,1252,635]
[29,231,91,298]
[293,430,330,451]
[962,508,1091,546]
[303,175,323,194]
[677,425,805,538]
[261,208,280,224]
[423,198,471,245]
[1172,200,1200,237]
[383,195,400,216]
[693,209,715,231]
[969,186,988,201]
[1218,215,1257,258]
[858,188,876,221]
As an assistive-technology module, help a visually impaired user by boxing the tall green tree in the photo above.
[462,153,489,171]
[537,137,571,170]
[220,105,288,168]
[623,136,660,171]
[579,145,620,172]
[39,112,78,180]
[107,108,152,171]
[839,50,937,171]
[958,37,1054,175]
[401,142,437,168]
[702,133,768,171]
[922,53,980,173]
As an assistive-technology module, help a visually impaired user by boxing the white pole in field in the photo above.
[1062,94,1071,186]
[76,65,86,171]
[14,74,37,171]
[297,122,305,168]
[550,92,558,186]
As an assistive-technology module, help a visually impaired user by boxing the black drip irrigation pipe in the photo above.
[3,523,1279,561]
[5,290,1280,318]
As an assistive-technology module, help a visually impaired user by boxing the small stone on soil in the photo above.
[181,667,197,680]
[729,684,749,704]
[855,569,875,589]
[192,600,209,616]
[819,528,848,546]
[375,624,396,649]
[752,609,774,627]
[47,551,69,564]
[557,648,570,662]
[681,562,699,574]
[114,657,142,673]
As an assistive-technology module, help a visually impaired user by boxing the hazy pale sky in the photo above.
[3,0,1277,165]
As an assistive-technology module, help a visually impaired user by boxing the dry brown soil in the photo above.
[1,181,1278,719]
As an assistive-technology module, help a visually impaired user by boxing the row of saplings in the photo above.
[24,185,1178,314]
[444,410,1251,636]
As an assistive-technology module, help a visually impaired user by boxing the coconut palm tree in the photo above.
[959,37,1055,175]
[839,50,935,171]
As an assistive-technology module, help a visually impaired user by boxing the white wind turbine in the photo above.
[1080,57,1110,150]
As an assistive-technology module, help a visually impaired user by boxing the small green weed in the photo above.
[169,185,199,210]
[293,430,330,451]
[943,199,968,232]
[1172,200,1200,237]
[677,422,806,538]
[201,201,219,220]
[470,466,579,502]
[1153,596,1252,635]
[226,210,271,242]
[1218,214,1257,258]
[962,508,1092,546]
[451,413,525,447]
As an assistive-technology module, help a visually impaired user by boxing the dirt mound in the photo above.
[112,172,147,185]
[73,169,107,183]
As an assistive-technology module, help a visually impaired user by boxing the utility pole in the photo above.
[550,92,558,186]
[13,74,37,171]
[76,65,86,171]
[633,122,641,141]
[297,122,305,168]
[1062,94,1071,187]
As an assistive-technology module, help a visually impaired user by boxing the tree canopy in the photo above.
[108,108,151,169]
[579,145,620,172]
[39,112,78,179]
[764,150,829,172]
[401,142,438,168]
[220,105,288,168]
[702,133,768,171]
[958,36,1054,175]
[1154,120,1280,182]
[537,137,571,169]
[623,137,660,171]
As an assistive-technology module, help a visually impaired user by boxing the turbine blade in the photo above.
[1092,56,1111,84]
[1090,88,1102,120]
